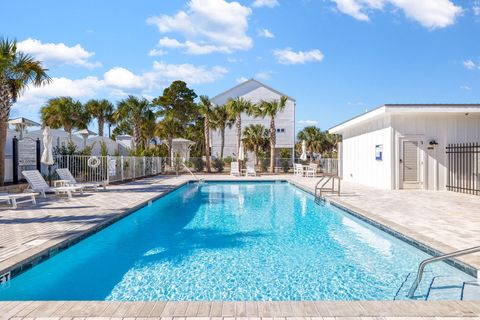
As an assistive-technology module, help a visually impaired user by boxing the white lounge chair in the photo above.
[246,163,257,176]
[305,163,318,178]
[22,170,84,199]
[56,168,106,191]
[294,163,304,176]
[230,161,240,176]
[0,192,37,209]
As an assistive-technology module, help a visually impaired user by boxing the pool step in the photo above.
[394,272,432,300]
[462,282,480,300]
[426,276,463,300]
[395,272,480,301]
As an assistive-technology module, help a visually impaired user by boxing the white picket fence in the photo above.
[51,155,165,184]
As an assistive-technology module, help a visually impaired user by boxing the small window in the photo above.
[276,128,285,133]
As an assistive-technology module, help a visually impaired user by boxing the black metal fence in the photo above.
[446,142,480,195]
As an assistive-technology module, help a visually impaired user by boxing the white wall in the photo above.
[211,81,295,158]
[392,113,480,190]
[341,117,393,189]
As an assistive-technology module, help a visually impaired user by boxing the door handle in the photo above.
[399,159,403,163]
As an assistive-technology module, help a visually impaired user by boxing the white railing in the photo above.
[50,155,165,184]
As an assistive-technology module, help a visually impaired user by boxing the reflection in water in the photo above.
[341,216,392,257]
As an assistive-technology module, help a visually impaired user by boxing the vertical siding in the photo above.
[341,117,393,189]
[392,113,480,190]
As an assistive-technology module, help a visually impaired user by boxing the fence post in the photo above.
[133,157,136,179]
[12,136,18,184]
[143,156,146,177]
[121,156,124,182]
[36,138,41,172]
[106,155,110,185]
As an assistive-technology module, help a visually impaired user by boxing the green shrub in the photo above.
[212,158,224,172]
[223,156,234,165]
[192,158,204,172]
[279,148,290,173]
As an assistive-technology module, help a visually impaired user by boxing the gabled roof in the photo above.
[329,103,480,134]
[211,78,296,102]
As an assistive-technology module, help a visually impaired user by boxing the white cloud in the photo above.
[298,120,318,126]
[148,48,167,56]
[258,28,275,38]
[236,77,249,83]
[463,59,477,70]
[156,37,230,54]
[16,38,101,68]
[474,1,480,16]
[460,85,472,91]
[273,48,324,65]
[331,0,463,29]
[252,0,279,8]
[147,0,252,55]
[13,61,228,113]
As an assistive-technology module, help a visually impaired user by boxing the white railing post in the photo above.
[106,155,110,185]
[143,156,146,177]
[121,156,124,182]
[133,157,136,179]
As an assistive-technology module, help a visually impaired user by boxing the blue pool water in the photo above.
[0,181,473,301]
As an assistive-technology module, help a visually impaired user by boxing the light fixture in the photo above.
[429,140,438,146]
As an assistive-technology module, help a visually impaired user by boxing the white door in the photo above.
[400,140,422,189]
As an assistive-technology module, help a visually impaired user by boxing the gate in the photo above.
[446,143,480,195]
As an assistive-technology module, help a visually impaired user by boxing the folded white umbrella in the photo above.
[238,141,245,161]
[41,126,54,165]
[300,140,307,161]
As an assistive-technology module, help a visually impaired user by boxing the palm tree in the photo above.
[0,38,50,185]
[226,97,255,157]
[40,97,90,135]
[155,117,182,160]
[243,124,269,164]
[297,126,328,155]
[85,99,114,137]
[211,104,234,159]
[115,95,154,150]
[255,96,288,172]
[198,95,214,172]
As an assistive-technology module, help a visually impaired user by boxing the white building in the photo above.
[210,79,296,159]
[329,104,480,190]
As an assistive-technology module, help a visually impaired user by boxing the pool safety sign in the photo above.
[375,144,383,161]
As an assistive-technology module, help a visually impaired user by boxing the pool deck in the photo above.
[1,173,480,318]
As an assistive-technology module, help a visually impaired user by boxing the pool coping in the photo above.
[1,300,480,318]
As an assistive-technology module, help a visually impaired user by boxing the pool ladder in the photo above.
[314,174,341,202]
[182,163,204,184]
[407,245,480,298]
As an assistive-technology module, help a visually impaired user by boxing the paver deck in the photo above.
[1,173,480,318]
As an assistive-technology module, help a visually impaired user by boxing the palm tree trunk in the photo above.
[133,125,141,150]
[98,118,104,137]
[204,116,211,172]
[236,114,241,158]
[0,76,11,186]
[220,127,225,159]
[270,117,276,173]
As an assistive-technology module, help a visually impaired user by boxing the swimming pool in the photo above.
[0,181,473,301]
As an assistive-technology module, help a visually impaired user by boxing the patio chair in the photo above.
[0,192,38,209]
[305,163,318,178]
[22,170,84,199]
[230,161,240,176]
[56,168,106,191]
[294,163,304,176]
[246,163,257,177]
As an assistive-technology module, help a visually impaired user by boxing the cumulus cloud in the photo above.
[252,0,279,8]
[258,28,275,38]
[17,38,101,68]
[463,60,477,70]
[460,85,472,91]
[147,0,252,55]
[14,61,228,112]
[236,77,249,83]
[273,48,324,65]
[148,48,167,56]
[298,120,318,126]
[331,0,463,29]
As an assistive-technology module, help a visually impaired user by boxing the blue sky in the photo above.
[1,0,479,133]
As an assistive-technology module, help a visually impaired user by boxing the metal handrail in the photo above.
[315,174,341,199]
[182,163,203,182]
[407,245,480,298]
